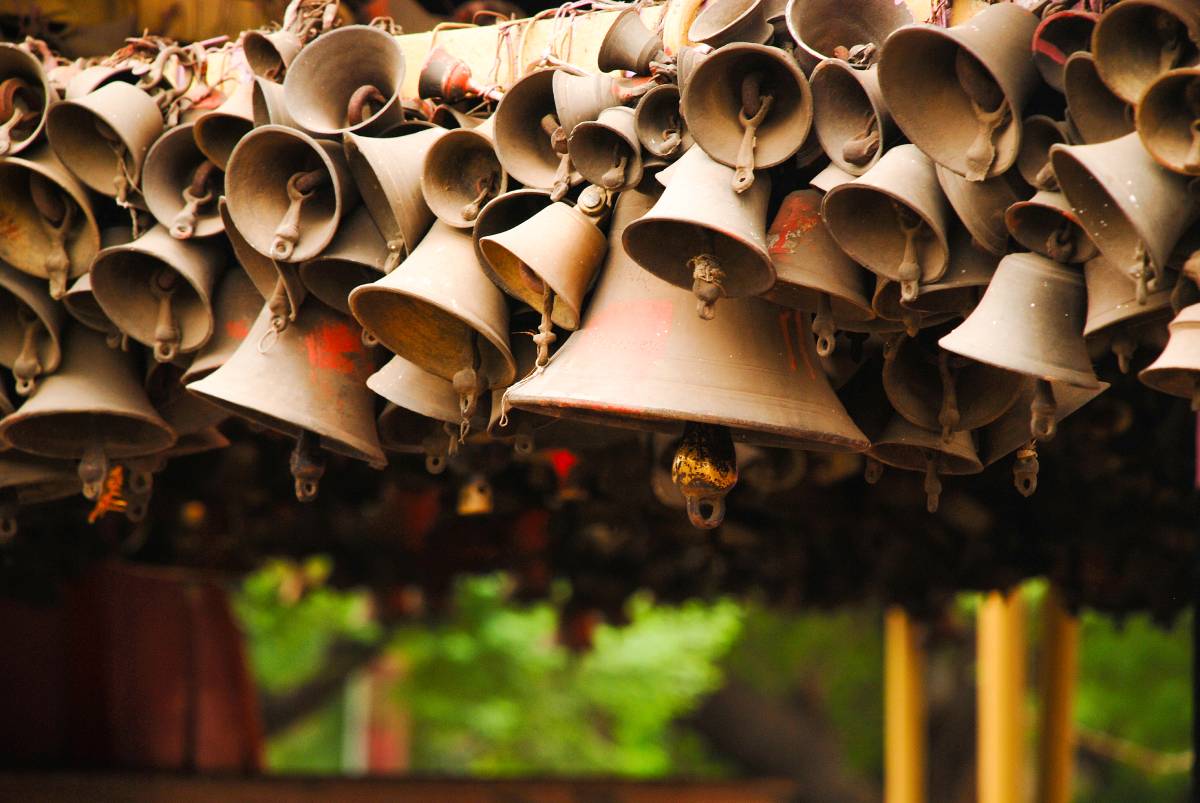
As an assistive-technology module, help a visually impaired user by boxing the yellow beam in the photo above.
[977,590,1027,803]
[885,607,926,803]
[1036,587,1079,803]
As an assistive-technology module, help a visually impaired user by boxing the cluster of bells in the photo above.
[2,0,1200,536]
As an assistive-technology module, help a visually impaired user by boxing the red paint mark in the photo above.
[573,298,673,381]
[304,319,362,376]
[224,319,251,341]
[768,192,821,254]
[777,310,798,372]
[1033,38,1068,65]
[548,448,579,486]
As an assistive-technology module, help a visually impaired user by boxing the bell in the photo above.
[0,325,176,500]
[811,161,856,193]
[1063,52,1134,145]
[90,225,224,363]
[0,259,63,395]
[251,75,297,128]
[63,273,124,349]
[878,3,1040,181]
[218,197,284,301]
[141,121,224,240]
[181,268,262,384]
[349,222,516,428]
[377,402,441,460]
[1140,303,1200,408]
[192,80,255,171]
[1051,133,1193,302]
[344,126,446,270]
[493,69,577,195]
[145,361,226,439]
[418,46,502,103]
[764,188,874,356]
[935,163,1025,256]
[189,300,385,501]
[1015,115,1071,191]
[0,142,99,298]
[0,42,54,157]
[675,46,711,101]
[940,252,1101,441]
[864,274,960,336]
[809,60,895,176]
[634,84,692,159]
[623,146,773,319]
[298,207,389,316]
[1031,10,1099,93]
[567,107,643,191]
[1083,255,1175,374]
[421,116,506,229]
[62,65,136,100]
[785,0,913,74]
[225,124,360,263]
[822,144,951,302]
[688,0,773,48]
[1004,190,1098,264]
[472,188,554,268]
[242,29,303,80]
[0,452,80,535]
[901,221,998,319]
[45,81,163,202]
[1092,0,1200,105]
[869,414,982,513]
[552,71,637,137]
[598,8,667,74]
[1136,67,1200,175]
[682,43,812,191]
[282,25,407,137]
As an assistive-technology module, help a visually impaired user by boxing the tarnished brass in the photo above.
[671,422,737,529]
[472,188,554,270]
[421,116,506,229]
[810,60,894,176]
[1140,303,1200,408]
[935,163,1026,256]
[568,107,643,192]
[869,414,982,513]
[218,197,283,301]
[299,207,390,316]
[1015,115,1071,191]
[193,81,255,171]
[634,84,692,159]
[598,8,667,74]
[1063,52,1134,145]
[181,268,262,384]
[688,0,772,48]
[0,452,80,534]
[145,361,227,439]
[142,121,224,240]
[493,69,577,194]
[1031,10,1098,93]
[1084,255,1174,373]
[1136,67,1200,175]
[243,29,302,80]
[785,0,913,74]
[1005,190,1098,264]
[1092,0,1200,105]
[0,259,63,395]
[0,42,55,157]
[63,273,123,348]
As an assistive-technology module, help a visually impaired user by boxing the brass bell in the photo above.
[192,80,254,171]
[1091,0,1200,105]
[493,69,579,196]
[1140,303,1200,409]
[784,0,913,74]
[634,84,692,160]
[568,107,643,192]
[598,8,668,74]
[298,207,390,316]
[349,222,517,429]
[1136,67,1200,175]
[421,116,507,229]
[1063,51,1134,145]
[418,46,502,103]
[552,71,641,137]
[242,29,303,80]
[940,252,1101,440]
[0,259,63,395]
[822,144,951,303]
[472,188,554,268]
[1031,10,1098,93]
[344,126,446,270]
[0,142,99,298]
[282,25,407,137]
[90,225,224,363]
[1004,190,1098,264]
[1015,115,1071,191]
[145,361,226,440]
[900,221,998,320]
[1083,255,1174,374]
[871,414,982,513]
[865,274,959,337]
[934,162,1026,256]
[189,300,385,501]
[0,42,54,157]
[1051,133,1193,303]
[764,188,874,356]
[0,324,176,500]
[675,46,711,100]
[809,60,895,176]
[688,0,773,48]
[141,121,224,240]
[63,273,124,349]
[623,146,773,320]
[682,43,812,192]
[251,75,297,128]
[45,81,163,202]
[181,268,262,384]
[218,197,288,302]
[225,124,360,263]
[62,65,136,100]
[878,3,1040,181]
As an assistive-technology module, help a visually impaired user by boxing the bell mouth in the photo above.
[63,290,113,334]
[1005,200,1098,264]
[473,189,554,274]
[1063,53,1134,145]
[90,253,212,355]
[1093,0,1200,105]
[810,60,883,176]
[1031,10,1098,92]
[785,0,912,68]
[493,68,561,189]
[343,129,442,255]
[300,260,382,316]
[635,85,689,158]
[623,216,776,299]
[870,441,982,476]
[422,129,507,229]
[1136,67,1200,175]
[1,410,175,460]
[143,123,225,240]
[569,123,643,192]
[822,185,949,285]
[0,157,98,283]
[194,113,253,174]
[689,0,768,46]
[243,30,301,79]
[45,83,160,196]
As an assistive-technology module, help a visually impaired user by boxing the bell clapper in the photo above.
[599,142,629,190]
[452,332,485,440]
[842,113,880,167]
[1030,378,1058,441]
[895,203,924,303]
[271,168,326,260]
[671,422,737,530]
[812,294,837,357]
[922,451,942,514]
[864,456,884,485]
[1129,243,1153,305]
[347,84,387,127]
[12,304,43,396]
[460,172,498,223]
[1033,160,1058,192]
[289,430,326,502]
[1110,330,1135,375]
[660,110,683,156]
[78,443,110,501]
[0,77,38,155]
[733,73,773,194]
[171,160,219,239]
[29,172,74,299]
[937,350,960,443]
[541,113,573,201]
[1013,439,1040,497]
[149,268,181,363]
[1044,221,1075,263]
[534,283,558,368]
[689,253,725,321]
[423,431,449,475]
[263,268,307,344]
[955,48,1009,181]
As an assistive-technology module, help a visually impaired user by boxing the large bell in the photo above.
[1063,52,1134,145]
[1051,133,1194,301]
[188,300,385,501]
[1005,190,1098,264]
[634,84,692,160]
[1136,67,1200,175]
[688,0,772,48]
[935,163,1026,256]
[243,29,302,80]
[878,3,1040,181]
[0,42,55,157]
[0,324,176,500]
[141,121,224,240]
[1015,115,1071,192]
[472,188,554,268]
[623,146,773,320]
[492,69,577,195]
[784,0,913,74]
[181,268,262,385]
[0,142,99,299]
[1140,303,1200,408]
[1032,10,1098,93]
[1092,0,1200,105]
[869,414,982,513]
[45,81,163,201]
[1084,255,1175,374]
[822,144,950,302]
[90,225,224,363]
[349,222,516,426]
[682,43,812,191]
[192,80,254,171]
[568,107,643,192]
[598,7,667,74]
[0,259,63,395]
[345,126,446,270]
[298,207,389,316]
[282,25,407,137]
[251,75,297,128]
[421,116,506,229]
[809,60,895,176]
[225,124,359,263]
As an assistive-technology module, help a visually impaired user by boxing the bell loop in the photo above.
[1030,378,1058,441]
[812,293,837,357]
[13,305,43,396]
[78,443,110,502]
[671,422,737,530]
[689,253,725,321]
[271,168,325,260]
[732,79,772,194]
[895,203,924,303]
[289,430,326,503]
[1013,440,1039,497]
[1110,331,1135,375]
[170,160,219,240]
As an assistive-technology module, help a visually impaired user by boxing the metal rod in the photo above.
[885,606,926,803]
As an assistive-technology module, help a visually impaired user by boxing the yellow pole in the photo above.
[1036,587,1079,803]
[978,590,1027,803]
[886,607,926,803]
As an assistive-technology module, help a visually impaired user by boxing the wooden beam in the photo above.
[885,607,927,803]
[1036,586,1079,803]
[977,590,1027,803]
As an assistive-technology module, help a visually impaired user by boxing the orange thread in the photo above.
[88,466,128,523]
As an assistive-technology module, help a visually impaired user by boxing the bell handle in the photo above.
[684,493,726,530]
[1030,379,1058,441]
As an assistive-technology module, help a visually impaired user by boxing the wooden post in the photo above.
[886,607,926,803]
[977,590,1027,803]
[1036,586,1078,803]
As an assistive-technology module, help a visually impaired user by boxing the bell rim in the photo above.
[242,29,303,78]
[1062,52,1134,145]
[193,109,255,173]
[1135,66,1200,176]
[934,165,1018,257]
[142,122,226,240]
[822,183,951,285]
[869,441,983,476]
[472,188,555,273]
[344,127,444,252]
[493,68,561,189]
[634,84,690,159]
[1004,197,1098,263]
[939,328,1103,390]
[1092,0,1200,105]
[568,114,645,192]
[689,0,772,48]
[597,7,662,74]
[0,408,177,461]
[810,59,887,177]
[1083,289,1174,338]
[0,43,55,157]
[784,0,913,69]
[1031,9,1098,93]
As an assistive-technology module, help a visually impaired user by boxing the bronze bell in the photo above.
[45,81,163,202]
[0,259,63,395]
[349,222,516,429]
[764,188,874,356]
[1083,254,1175,374]
[822,144,951,303]
[282,25,407,137]
[809,60,895,176]
[421,116,506,229]
[940,252,1101,440]
[181,268,262,385]
[472,188,554,268]
[251,75,297,128]
[0,324,176,500]
[90,225,224,363]
[552,71,641,138]
[869,414,982,513]
[1063,52,1134,146]
[418,46,502,103]
[145,360,226,440]
[1031,10,1098,93]
[1140,303,1200,408]
[1136,67,1200,175]
[675,46,711,101]
[1005,190,1098,264]
[900,221,998,320]
[688,0,772,48]
[682,43,812,192]
[1015,115,1071,192]
[598,8,667,74]
[63,273,124,349]
[493,69,579,196]
[192,81,254,172]
[298,207,390,316]
[865,274,959,337]
[141,121,224,240]
[1051,133,1194,303]
[623,146,773,320]
[567,107,643,192]
[784,0,913,74]
[0,142,99,299]
[1092,0,1200,105]
[934,163,1026,256]
[218,197,285,301]
[225,124,360,263]
[242,29,303,80]
[189,299,385,501]
[0,42,55,157]
[634,84,692,160]
[344,126,446,270]
[878,3,1040,181]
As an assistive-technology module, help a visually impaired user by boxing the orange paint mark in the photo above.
[304,319,362,376]
[768,192,821,253]
[224,319,251,341]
